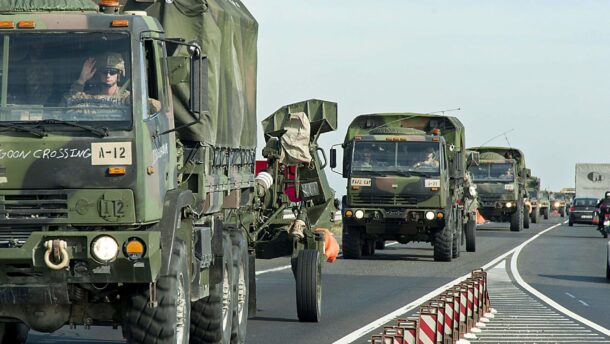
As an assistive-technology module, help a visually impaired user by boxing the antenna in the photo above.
[479,128,514,146]
[427,107,461,115]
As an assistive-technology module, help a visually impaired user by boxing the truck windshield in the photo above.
[352,141,440,176]
[470,163,514,181]
[0,32,131,126]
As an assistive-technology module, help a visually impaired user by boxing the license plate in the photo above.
[581,215,592,219]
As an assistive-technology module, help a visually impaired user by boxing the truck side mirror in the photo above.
[189,51,208,114]
[330,148,337,169]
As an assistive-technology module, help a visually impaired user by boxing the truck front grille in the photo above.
[0,193,68,220]
[351,194,418,206]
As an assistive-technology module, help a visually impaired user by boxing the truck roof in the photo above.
[468,146,526,168]
[0,0,99,12]
[345,112,465,150]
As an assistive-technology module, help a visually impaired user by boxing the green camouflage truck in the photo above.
[526,176,541,223]
[468,147,530,231]
[330,113,476,262]
[539,190,551,219]
[550,192,567,217]
[0,1,337,342]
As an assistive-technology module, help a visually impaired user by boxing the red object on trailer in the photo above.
[256,160,300,202]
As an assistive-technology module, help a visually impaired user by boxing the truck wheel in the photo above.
[190,232,234,344]
[560,208,565,218]
[230,231,249,344]
[466,218,476,252]
[523,206,530,229]
[433,214,453,262]
[342,224,363,259]
[510,202,524,232]
[543,207,549,220]
[452,229,460,259]
[0,322,29,344]
[124,240,190,344]
[296,249,322,322]
[375,239,386,250]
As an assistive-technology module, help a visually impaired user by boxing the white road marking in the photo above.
[255,241,400,276]
[333,222,566,344]
[579,300,590,307]
[510,221,610,337]
[566,292,576,298]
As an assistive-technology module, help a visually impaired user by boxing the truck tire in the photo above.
[296,249,322,322]
[375,239,386,250]
[433,214,453,262]
[560,207,565,218]
[531,207,540,224]
[510,201,524,232]
[230,231,249,344]
[124,240,190,344]
[452,210,461,259]
[362,239,375,256]
[466,218,476,252]
[0,322,29,344]
[342,224,363,259]
[523,206,530,229]
[190,232,234,344]
[543,207,549,220]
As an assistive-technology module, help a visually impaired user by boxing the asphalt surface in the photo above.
[27,214,608,343]
[518,220,610,329]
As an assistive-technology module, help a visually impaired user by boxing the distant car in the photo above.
[568,197,598,226]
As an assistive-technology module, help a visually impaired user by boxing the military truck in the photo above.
[550,192,567,217]
[468,147,530,231]
[539,190,551,219]
[526,176,541,224]
[330,113,476,262]
[0,1,338,343]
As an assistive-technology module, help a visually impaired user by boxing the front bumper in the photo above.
[342,207,446,234]
[0,230,161,286]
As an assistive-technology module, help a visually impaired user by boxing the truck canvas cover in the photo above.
[131,0,258,148]
[0,0,98,12]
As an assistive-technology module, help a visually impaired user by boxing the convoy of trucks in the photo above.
[0,0,587,343]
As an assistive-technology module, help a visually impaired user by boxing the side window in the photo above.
[143,39,168,116]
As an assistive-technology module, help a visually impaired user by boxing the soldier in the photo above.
[500,167,513,179]
[414,147,439,168]
[66,52,161,113]
[357,146,374,170]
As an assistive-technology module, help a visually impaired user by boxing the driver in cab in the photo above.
[413,147,439,168]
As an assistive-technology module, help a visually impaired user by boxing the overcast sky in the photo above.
[244,0,610,195]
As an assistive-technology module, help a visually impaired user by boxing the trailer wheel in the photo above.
[510,201,524,232]
[342,224,363,259]
[375,239,386,250]
[433,213,453,262]
[543,207,549,220]
[531,207,540,224]
[124,240,190,344]
[466,217,476,252]
[296,249,322,322]
[230,230,249,344]
[0,322,29,344]
[190,232,234,344]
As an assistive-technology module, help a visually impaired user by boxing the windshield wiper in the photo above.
[34,119,108,137]
[398,170,432,177]
[0,122,46,138]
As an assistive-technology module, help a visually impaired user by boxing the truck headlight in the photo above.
[425,211,435,220]
[92,236,119,262]
[355,210,365,219]
[554,201,560,207]
[505,202,513,208]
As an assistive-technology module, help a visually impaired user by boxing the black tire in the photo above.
[510,201,524,232]
[123,241,190,344]
[543,207,549,220]
[466,218,476,252]
[560,208,565,218]
[190,232,234,344]
[452,228,460,259]
[531,207,540,224]
[604,229,609,239]
[0,322,29,344]
[295,249,322,322]
[375,239,386,250]
[230,231,249,344]
[433,213,453,262]
[342,224,363,259]
[569,220,573,227]
[523,206,530,229]
[452,210,461,259]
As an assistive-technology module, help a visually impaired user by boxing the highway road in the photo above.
[27,214,610,343]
